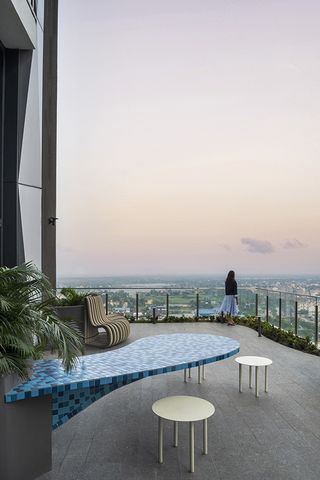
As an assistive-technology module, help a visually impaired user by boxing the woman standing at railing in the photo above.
[219,270,239,325]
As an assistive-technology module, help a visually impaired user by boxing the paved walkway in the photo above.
[38,322,320,480]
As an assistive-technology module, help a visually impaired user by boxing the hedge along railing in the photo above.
[57,286,319,344]
[236,315,320,355]
[255,288,319,345]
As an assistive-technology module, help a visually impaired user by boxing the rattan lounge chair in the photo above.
[85,295,130,347]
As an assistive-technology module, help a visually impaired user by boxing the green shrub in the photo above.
[0,263,83,378]
[131,315,214,324]
[233,316,320,356]
[54,287,91,306]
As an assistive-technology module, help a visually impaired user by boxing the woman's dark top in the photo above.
[225,279,237,295]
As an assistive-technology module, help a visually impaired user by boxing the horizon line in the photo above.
[57,272,320,278]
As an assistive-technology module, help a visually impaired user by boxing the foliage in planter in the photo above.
[54,287,92,306]
[129,315,214,323]
[162,316,193,323]
[0,263,84,379]
[234,316,320,356]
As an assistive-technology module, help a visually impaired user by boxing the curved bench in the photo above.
[85,295,130,346]
[5,333,239,427]
[3,334,239,480]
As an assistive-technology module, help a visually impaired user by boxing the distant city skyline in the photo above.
[57,0,320,276]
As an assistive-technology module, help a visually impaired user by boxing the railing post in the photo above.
[255,293,259,317]
[257,316,262,337]
[266,295,269,323]
[166,293,169,319]
[152,307,157,324]
[279,296,282,330]
[294,300,298,335]
[105,293,108,315]
[196,292,199,320]
[136,293,139,322]
[315,304,318,345]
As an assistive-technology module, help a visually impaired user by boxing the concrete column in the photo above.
[42,0,58,287]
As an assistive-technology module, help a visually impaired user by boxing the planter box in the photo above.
[55,305,86,337]
[0,373,51,480]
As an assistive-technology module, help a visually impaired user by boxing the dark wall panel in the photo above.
[2,49,19,266]
[2,49,32,267]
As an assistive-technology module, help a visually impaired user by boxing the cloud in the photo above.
[286,62,302,73]
[282,239,307,249]
[218,243,231,251]
[241,238,274,254]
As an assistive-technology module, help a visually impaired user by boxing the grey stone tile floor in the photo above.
[38,322,320,480]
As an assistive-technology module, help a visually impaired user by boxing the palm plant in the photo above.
[55,287,90,306]
[0,262,84,379]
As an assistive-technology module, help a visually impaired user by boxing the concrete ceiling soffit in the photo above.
[0,0,36,49]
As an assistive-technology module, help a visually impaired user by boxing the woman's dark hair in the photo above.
[226,270,235,282]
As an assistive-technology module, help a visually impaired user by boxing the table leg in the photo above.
[249,366,252,388]
[255,366,259,398]
[198,365,202,384]
[173,421,178,447]
[188,368,192,378]
[239,363,242,393]
[184,369,187,382]
[203,418,208,455]
[158,417,163,463]
[189,422,195,473]
[265,365,269,392]
[202,364,205,380]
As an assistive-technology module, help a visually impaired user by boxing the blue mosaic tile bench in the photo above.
[5,334,239,430]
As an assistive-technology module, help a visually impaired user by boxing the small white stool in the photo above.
[235,356,272,398]
[152,395,215,473]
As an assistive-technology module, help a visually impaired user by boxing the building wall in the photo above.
[0,0,57,285]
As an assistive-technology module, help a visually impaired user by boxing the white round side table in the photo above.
[235,356,272,397]
[152,395,215,473]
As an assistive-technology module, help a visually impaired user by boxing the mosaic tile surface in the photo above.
[4,334,240,429]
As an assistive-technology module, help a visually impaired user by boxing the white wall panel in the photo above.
[18,184,41,268]
[18,47,41,187]
[37,19,43,147]
[36,0,45,30]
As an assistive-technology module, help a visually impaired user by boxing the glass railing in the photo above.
[57,286,256,319]
[57,286,318,343]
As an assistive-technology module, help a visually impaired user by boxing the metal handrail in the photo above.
[64,286,220,291]
[255,287,318,301]
[58,284,318,295]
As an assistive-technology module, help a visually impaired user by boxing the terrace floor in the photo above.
[38,322,320,480]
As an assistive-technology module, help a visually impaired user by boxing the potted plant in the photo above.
[54,287,92,337]
[0,262,84,383]
[0,263,84,480]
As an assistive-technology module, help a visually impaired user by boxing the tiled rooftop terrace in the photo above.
[38,322,320,480]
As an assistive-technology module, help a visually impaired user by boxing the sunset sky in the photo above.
[57,0,320,276]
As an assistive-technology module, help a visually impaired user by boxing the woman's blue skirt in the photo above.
[219,295,239,316]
